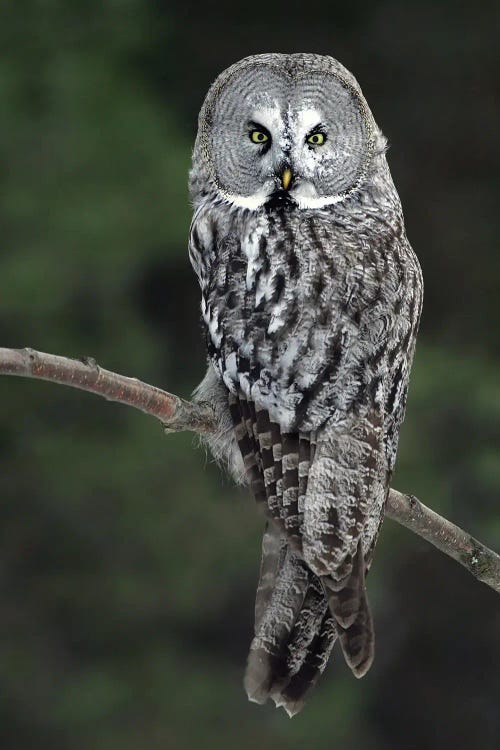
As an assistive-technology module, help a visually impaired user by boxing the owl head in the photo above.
[191,53,386,211]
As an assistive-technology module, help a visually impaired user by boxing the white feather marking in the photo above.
[290,106,323,140]
[238,339,254,358]
[267,304,287,334]
[242,230,262,291]
[224,184,273,210]
[293,191,349,209]
[207,307,222,347]
[279,338,300,371]
[252,105,285,143]
[225,351,238,380]
[255,270,276,307]
[222,368,234,392]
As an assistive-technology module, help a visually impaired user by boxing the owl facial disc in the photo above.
[198,57,376,210]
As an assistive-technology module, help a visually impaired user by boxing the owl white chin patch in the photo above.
[223,183,348,211]
[223,188,271,210]
[292,188,348,210]
[289,180,350,209]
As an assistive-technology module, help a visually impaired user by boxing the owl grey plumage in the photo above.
[188,53,423,716]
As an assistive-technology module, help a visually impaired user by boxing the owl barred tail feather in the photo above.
[244,528,337,716]
[323,544,375,677]
[231,393,375,714]
[277,608,338,716]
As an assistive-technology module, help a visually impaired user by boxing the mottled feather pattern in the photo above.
[189,53,423,714]
[247,523,337,715]
[190,194,421,441]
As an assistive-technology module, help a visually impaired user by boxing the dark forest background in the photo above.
[1,2,499,749]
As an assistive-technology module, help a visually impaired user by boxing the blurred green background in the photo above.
[0,2,499,748]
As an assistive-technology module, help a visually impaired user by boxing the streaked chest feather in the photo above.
[190,202,421,431]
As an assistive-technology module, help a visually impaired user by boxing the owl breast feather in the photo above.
[190,201,420,434]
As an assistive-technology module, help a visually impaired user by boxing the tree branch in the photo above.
[1,346,498,594]
[0,346,216,433]
[387,490,499,592]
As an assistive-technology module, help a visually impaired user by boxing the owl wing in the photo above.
[229,390,383,697]
[302,408,388,675]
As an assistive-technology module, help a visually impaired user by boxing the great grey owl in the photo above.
[188,53,423,716]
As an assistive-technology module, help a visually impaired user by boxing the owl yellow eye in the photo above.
[250,130,269,144]
[307,132,326,146]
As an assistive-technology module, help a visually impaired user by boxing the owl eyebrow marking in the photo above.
[305,123,327,139]
[248,121,271,136]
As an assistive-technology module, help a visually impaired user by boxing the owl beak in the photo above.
[281,168,292,191]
